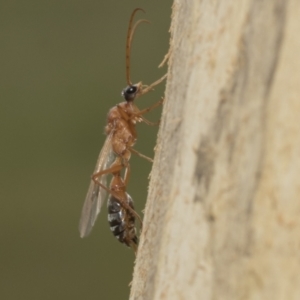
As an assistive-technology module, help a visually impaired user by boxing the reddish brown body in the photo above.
[79,8,166,253]
[105,101,140,161]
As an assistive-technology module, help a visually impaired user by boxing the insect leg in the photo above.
[135,97,164,116]
[132,97,164,125]
[139,116,160,126]
[123,162,131,187]
[91,161,124,193]
[129,147,153,163]
[120,199,143,230]
[139,74,167,96]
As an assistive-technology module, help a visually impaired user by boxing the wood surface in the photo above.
[130,1,300,299]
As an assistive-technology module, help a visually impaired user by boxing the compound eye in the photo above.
[127,86,137,94]
[122,85,138,101]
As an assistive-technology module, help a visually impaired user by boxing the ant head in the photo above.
[122,82,142,102]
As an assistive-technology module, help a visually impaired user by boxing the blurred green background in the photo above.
[0,1,171,299]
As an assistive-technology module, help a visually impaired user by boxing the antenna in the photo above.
[125,8,150,86]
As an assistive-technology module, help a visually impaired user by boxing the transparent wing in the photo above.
[79,131,115,238]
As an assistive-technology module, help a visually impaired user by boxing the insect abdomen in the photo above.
[107,194,138,248]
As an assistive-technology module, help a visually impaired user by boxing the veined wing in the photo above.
[79,131,115,238]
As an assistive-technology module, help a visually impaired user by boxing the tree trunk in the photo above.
[130,1,300,299]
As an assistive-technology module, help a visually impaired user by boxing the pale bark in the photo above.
[130,1,300,299]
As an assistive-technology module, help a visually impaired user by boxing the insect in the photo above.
[79,8,166,249]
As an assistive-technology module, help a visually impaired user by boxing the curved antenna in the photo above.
[126,8,149,86]
[129,19,150,48]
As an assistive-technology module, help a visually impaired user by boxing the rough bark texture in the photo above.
[130,1,300,299]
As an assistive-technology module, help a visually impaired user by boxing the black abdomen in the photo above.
[107,193,138,248]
